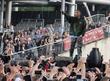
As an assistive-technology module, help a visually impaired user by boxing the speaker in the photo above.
[87,48,103,68]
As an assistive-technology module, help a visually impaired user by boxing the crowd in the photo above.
[0,52,109,81]
[1,11,110,81]
[1,26,69,59]
[0,27,109,81]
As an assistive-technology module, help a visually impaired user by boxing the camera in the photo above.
[35,70,42,75]
[76,75,82,79]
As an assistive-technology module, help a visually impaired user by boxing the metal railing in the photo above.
[15,19,45,31]
[85,14,106,29]
[2,39,66,61]
[2,25,110,61]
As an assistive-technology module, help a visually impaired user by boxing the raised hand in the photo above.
[88,72,97,81]
[105,63,110,77]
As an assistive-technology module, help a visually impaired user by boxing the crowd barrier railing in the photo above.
[2,37,71,61]
[2,23,110,61]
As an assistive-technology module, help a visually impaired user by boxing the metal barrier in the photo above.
[3,39,67,61]
[4,15,110,61]
[92,14,106,24]
[3,24,110,61]
[85,14,106,29]
[15,19,45,31]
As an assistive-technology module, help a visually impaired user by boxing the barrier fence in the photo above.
[1,26,110,62]
[2,24,110,61]
[2,37,71,61]
[85,14,106,29]
[2,14,110,61]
